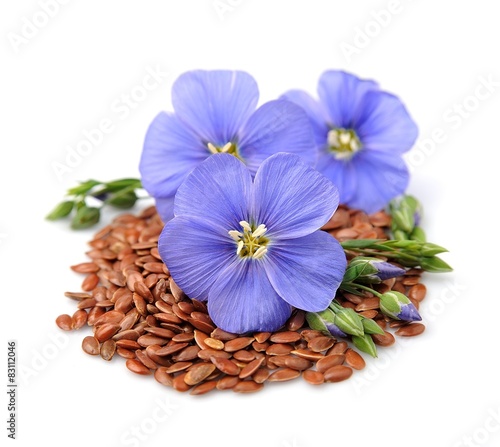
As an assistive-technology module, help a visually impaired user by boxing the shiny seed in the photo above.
[283,356,313,371]
[239,357,265,379]
[308,336,335,352]
[253,332,271,343]
[268,368,301,382]
[71,262,99,273]
[172,345,201,362]
[372,331,396,347]
[154,367,173,387]
[345,349,365,370]
[395,323,426,337]
[135,349,159,370]
[56,314,73,331]
[232,381,264,393]
[216,375,240,390]
[184,363,216,385]
[211,327,237,341]
[210,357,240,375]
[155,342,188,357]
[172,373,191,392]
[265,343,293,356]
[198,349,231,361]
[408,283,427,302]
[269,331,302,344]
[190,381,217,395]
[125,359,151,375]
[252,368,270,384]
[166,362,193,374]
[95,323,121,342]
[323,365,353,382]
[290,349,325,361]
[82,336,100,355]
[303,370,325,385]
[100,339,116,361]
[224,337,255,352]
[316,355,346,373]
[204,338,224,350]
[286,310,305,331]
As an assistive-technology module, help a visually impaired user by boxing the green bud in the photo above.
[379,291,407,315]
[419,256,453,273]
[340,239,382,250]
[71,206,100,229]
[66,179,100,196]
[106,191,138,209]
[391,209,414,234]
[305,310,331,334]
[419,242,448,257]
[352,334,378,358]
[393,229,409,241]
[104,178,142,192]
[410,226,426,242]
[46,201,74,221]
[333,308,364,337]
[361,317,385,335]
[342,257,379,283]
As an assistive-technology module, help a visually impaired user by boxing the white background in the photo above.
[1,1,500,446]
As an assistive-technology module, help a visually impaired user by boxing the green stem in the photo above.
[341,282,383,298]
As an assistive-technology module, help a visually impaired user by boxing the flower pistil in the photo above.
[229,221,269,259]
[327,128,362,160]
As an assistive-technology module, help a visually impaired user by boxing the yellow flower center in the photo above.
[228,221,269,259]
[327,128,362,160]
[207,142,243,161]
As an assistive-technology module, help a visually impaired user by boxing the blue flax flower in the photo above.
[158,153,347,334]
[281,70,418,214]
[139,70,316,221]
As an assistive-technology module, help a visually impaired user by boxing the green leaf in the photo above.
[71,206,100,229]
[352,334,378,358]
[46,201,74,221]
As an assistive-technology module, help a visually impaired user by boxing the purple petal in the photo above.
[154,196,175,222]
[238,100,317,174]
[171,70,259,145]
[208,260,292,333]
[397,303,422,322]
[325,322,347,338]
[264,231,346,311]
[253,153,339,239]
[174,153,252,230]
[317,70,379,128]
[316,152,358,204]
[139,112,207,197]
[356,91,418,154]
[280,89,330,147]
[158,216,236,301]
[347,151,409,213]
[374,261,406,280]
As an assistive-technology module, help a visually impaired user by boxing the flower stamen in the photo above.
[229,220,269,259]
[327,128,362,160]
[206,141,242,160]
